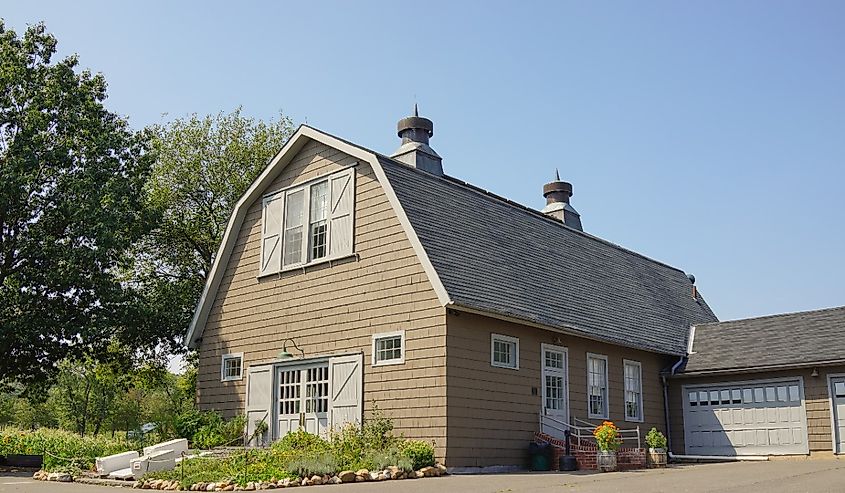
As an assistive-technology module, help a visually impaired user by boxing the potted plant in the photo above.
[593,421,621,472]
[645,427,667,467]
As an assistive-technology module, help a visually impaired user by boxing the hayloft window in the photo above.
[587,353,608,419]
[309,181,329,260]
[221,353,243,381]
[491,334,519,370]
[259,168,356,276]
[372,331,404,366]
[283,188,306,267]
[624,360,643,422]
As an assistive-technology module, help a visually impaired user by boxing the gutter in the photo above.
[662,357,685,456]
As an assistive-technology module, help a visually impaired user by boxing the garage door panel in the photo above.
[684,379,809,456]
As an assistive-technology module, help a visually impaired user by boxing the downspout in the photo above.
[661,357,685,454]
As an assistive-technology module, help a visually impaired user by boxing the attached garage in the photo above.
[682,378,809,455]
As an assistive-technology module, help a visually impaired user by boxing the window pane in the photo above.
[309,182,329,260]
[835,382,845,397]
[283,190,305,266]
[699,391,708,406]
[588,357,607,416]
[375,335,402,363]
[731,389,742,404]
[743,389,753,403]
[720,390,730,404]
[789,385,800,402]
[493,338,516,368]
[710,391,719,405]
[765,387,776,402]
[688,392,698,406]
[777,386,787,402]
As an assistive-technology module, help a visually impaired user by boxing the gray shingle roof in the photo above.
[380,156,718,355]
[684,306,845,373]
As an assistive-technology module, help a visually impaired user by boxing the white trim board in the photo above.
[185,125,452,348]
[826,372,845,454]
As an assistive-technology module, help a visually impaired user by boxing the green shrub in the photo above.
[0,427,137,471]
[272,429,329,454]
[175,410,222,441]
[284,451,338,478]
[191,414,246,449]
[144,450,296,489]
[361,445,413,472]
[400,440,435,470]
[645,427,667,450]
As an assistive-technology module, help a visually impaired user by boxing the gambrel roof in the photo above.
[683,306,845,374]
[187,125,717,355]
[380,157,717,355]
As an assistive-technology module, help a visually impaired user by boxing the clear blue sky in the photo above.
[4,1,844,322]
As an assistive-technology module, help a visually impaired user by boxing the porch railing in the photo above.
[539,415,641,449]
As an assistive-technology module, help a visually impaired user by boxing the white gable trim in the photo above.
[185,125,451,348]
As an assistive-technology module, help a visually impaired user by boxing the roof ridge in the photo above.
[695,304,845,328]
[376,154,689,276]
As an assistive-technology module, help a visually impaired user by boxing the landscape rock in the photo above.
[310,475,322,485]
[420,466,435,477]
[245,482,256,491]
[415,471,425,479]
[436,464,447,475]
[338,470,355,483]
[207,482,217,491]
[47,472,73,482]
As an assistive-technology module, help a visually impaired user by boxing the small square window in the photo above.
[789,385,800,402]
[688,392,698,407]
[491,334,519,369]
[743,388,753,403]
[731,389,742,404]
[777,386,788,402]
[372,331,404,366]
[754,388,764,403]
[765,387,776,402]
[834,381,845,398]
[221,353,243,381]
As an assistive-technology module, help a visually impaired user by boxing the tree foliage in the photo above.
[129,109,294,352]
[0,21,154,386]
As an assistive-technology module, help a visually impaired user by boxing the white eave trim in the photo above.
[687,325,697,355]
[185,125,451,348]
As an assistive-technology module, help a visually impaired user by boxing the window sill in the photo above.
[372,359,405,367]
[257,252,358,279]
[221,376,243,382]
[491,363,520,370]
[624,416,644,423]
[588,414,608,420]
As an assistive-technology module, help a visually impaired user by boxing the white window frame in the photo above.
[221,352,244,382]
[372,330,405,367]
[623,359,644,422]
[258,167,356,277]
[491,333,519,370]
[586,353,609,419]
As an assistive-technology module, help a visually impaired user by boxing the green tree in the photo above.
[129,109,294,353]
[0,21,154,387]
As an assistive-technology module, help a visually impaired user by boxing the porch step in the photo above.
[534,432,648,471]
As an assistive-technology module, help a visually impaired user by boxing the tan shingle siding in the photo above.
[196,141,447,459]
[445,311,671,467]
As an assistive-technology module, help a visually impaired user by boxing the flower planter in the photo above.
[647,448,667,468]
[596,451,617,472]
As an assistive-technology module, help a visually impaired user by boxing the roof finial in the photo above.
[555,168,560,181]
[414,103,419,117]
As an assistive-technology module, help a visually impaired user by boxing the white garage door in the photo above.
[683,379,809,456]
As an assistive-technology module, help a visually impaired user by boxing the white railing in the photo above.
[539,415,641,450]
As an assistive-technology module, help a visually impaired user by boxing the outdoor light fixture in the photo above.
[278,338,305,360]
[811,368,819,378]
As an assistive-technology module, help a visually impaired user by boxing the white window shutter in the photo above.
[259,193,284,276]
[328,353,363,431]
[329,169,355,257]
[245,365,273,446]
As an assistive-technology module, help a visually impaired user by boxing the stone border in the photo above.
[31,464,448,490]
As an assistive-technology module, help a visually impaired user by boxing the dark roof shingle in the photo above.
[380,157,718,355]
[684,306,845,373]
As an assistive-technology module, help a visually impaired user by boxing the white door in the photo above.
[831,377,845,454]
[245,366,273,446]
[329,354,363,430]
[275,363,329,438]
[683,379,809,456]
[541,344,569,439]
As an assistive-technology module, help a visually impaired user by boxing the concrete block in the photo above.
[96,450,140,475]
